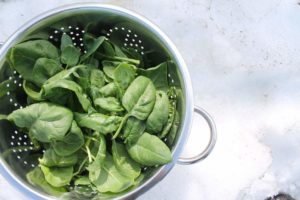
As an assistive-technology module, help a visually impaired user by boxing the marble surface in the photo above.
[1,0,300,199]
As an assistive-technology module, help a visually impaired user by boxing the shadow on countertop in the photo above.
[266,193,296,200]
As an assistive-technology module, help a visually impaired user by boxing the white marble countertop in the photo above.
[1,0,300,199]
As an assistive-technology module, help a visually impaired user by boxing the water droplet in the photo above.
[17,156,21,159]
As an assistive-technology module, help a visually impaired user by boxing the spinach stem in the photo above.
[84,136,98,142]
[112,113,129,139]
[85,146,93,163]
[95,52,140,65]
[0,114,7,120]
[73,157,88,176]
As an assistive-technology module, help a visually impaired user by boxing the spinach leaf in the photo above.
[41,165,73,187]
[74,177,91,186]
[39,148,77,167]
[73,67,105,101]
[126,132,172,166]
[0,78,17,98]
[42,79,94,113]
[7,40,59,82]
[23,80,44,101]
[167,111,180,147]
[32,58,63,87]
[102,60,120,79]
[7,102,73,142]
[26,167,66,196]
[123,117,145,145]
[159,87,177,138]
[137,62,168,91]
[87,134,106,182]
[60,34,73,50]
[81,35,105,62]
[146,91,169,133]
[99,82,117,97]
[52,120,84,156]
[122,76,156,120]
[94,97,124,112]
[61,45,81,67]
[114,63,136,97]
[112,140,141,179]
[74,112,122,134]
[91,154,133,193]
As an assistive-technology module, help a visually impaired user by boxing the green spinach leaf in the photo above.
[91,154,133,193]
[137,62,168,91]
[60,34,73,50]
[39,148,77,167]
[41,165,73,187]
[94,97,124,112]
[32,58,63,87]
[112,140,141,180]
[7,40,59,82]
[122,76,156,120]
[114,63,136,97]
[61,45,81,67]
[167,111,180,147]
[123,117,145,144]
[7,102,73,142]
[74,112,122,134]
[99,82,117,97]
[146,91,169,133]
[42,79,94,113]
[126,132,172,166]
[52,120,84,156]
[26,167,66,196]
[87,134,106,182]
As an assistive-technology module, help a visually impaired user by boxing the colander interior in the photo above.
[0,6,186,199]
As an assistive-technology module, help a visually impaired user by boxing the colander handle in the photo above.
[177,106,217,165]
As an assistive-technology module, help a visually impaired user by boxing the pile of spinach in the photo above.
[0,32,181,198]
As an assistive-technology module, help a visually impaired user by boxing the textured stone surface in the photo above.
[0,0,300,199]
